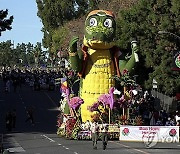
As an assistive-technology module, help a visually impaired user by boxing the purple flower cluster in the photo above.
[88,102,100,112]
[68,97,84,110]
[116,95,131,108]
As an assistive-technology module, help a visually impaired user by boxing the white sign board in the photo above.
[120,126,179,143]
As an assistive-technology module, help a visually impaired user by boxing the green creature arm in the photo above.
[119,45,139,74]
[69,37,83,72]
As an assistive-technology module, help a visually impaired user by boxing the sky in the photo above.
[0,0,43,46]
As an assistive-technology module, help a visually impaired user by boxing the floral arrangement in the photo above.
[71,118,82,139]
[88,102,100,112]
[91,113,101,122]
[57,114,65,137]
[134,116,143,126]
[118,115,129,125]
[116,95,132,108]
[57,114,63,128]
[57,69,85,139]
[56,66,148,141]
[65,117,77,138]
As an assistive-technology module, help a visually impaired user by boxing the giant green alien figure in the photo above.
[68,10,138,122]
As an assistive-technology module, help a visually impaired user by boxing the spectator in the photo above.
[175,111,180,125]
[155,117,163,126]
[161,110,168,125]
[25,107,35,125]
[153,109,159,123]
[12,109,16,128]
[5,79,10,92]
[165,117,175,126]
[5,111,13,131]
[149,110,155,126]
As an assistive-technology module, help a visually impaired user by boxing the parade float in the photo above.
[57,10,141,140]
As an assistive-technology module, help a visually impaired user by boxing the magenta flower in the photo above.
[116,95,127,108]
[98,87,115,109]
[68,97,84,110]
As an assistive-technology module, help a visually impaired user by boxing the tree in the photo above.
[0,9,13,36]
[26,43,35,65]
[0,41,47,67]
[116,0,180,96]
[32,42,43,66]
[16,43,27,66]
[0,41,13,66]
[36,0,97,53]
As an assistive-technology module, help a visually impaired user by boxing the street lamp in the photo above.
[158,31,180,40]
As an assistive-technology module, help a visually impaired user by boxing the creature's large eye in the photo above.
[89,18,97,27]
[104,19,112,28]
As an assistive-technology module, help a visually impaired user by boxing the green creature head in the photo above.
[83,10,116,49]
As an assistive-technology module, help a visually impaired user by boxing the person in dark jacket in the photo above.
[6,111,13,131]
[12,109,16,128]
[25,107,35,125]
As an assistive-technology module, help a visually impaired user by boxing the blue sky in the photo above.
[0,0,43,46]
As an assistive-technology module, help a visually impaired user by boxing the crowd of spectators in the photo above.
[130,90,180,126]
[0,66,69,92]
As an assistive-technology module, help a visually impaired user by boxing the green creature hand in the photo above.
[131,43,139,62]
[69,36,81,72]
[131,40,138,53]
[69,36,79,53]
[132,46,138,53]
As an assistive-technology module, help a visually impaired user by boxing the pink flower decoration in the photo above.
[98,87,115,109]
[88,102,100,112]
[68,97,84,110]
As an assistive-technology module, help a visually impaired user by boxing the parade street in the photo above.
[0,80,180,154]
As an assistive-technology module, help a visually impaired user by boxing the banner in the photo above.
[172,50,180,71]
[120,126,179,143]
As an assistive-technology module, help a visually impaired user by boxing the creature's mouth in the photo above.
[89,35,104,42]
[83,36,115,49]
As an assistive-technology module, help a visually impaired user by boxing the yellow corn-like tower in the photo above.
[80,48,115,122]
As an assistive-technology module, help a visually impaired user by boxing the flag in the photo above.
[61,78,68,94]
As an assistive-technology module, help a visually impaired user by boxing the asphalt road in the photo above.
[0,79,180,154]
